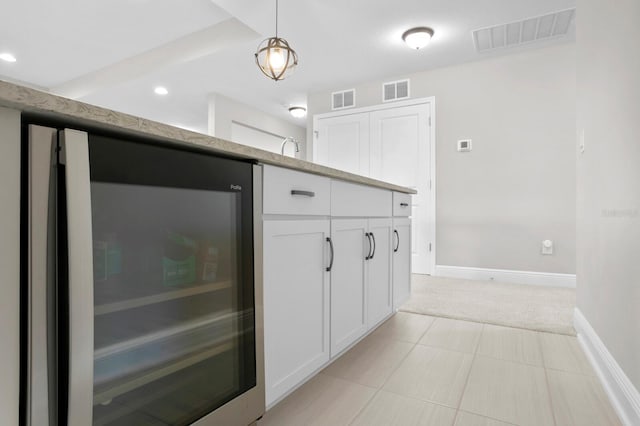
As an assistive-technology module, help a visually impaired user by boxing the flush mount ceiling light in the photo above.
[0,53,17,63]
[288,106,306,118]
[255,0,298,81]
[154,86,169,95]
[402,27,435,50]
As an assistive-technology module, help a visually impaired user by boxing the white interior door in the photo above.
[370,103,432,274]
[314,113,370,176]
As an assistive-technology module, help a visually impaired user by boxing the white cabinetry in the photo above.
[262,165,411,406]
[262,166,332,407]
[367,218,393,328]
[392,191,412,310]
[329,218,393,357]
[329,181,394,357]
[393,217,412,310]
[330,219,368,356]
[313,101,433,274]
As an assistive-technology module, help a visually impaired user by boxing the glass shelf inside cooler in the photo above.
[94,280,232,316]
[93,309,254,404]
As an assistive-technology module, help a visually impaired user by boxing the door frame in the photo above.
[312,97,436,275]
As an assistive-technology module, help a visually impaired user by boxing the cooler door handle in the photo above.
[60,129,95,426]
[27,125,58,426]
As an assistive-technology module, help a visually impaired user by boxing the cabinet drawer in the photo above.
[263,165,331,215]
[331,180,392,217]
[393,192,412,217]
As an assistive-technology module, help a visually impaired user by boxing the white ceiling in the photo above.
[0,0,576,133]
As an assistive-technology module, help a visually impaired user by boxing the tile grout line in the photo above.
[456,409,520,426]
[538,331,559,426]
[346,316,436,425]
[451,322,485,425]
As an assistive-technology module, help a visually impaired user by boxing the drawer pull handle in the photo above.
[291,190,315,197]
[400,202,409,207]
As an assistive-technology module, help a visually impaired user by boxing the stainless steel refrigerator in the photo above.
[24,124,264,426]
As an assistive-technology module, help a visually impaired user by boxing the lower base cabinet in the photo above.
[393,218,412,310]
[263,219,331,407]
[367,218,393,328]
[330,219,368,357]
[329,218,393,357]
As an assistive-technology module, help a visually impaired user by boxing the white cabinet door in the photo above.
[367,218,393,328]
[263,220,330,406]
[330,218,368,357]
[369,104,432,274]
[393,218,412,310]
[314,113,370,176]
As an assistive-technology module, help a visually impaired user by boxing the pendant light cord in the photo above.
[275,0,279,37]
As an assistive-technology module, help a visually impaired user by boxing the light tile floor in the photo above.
[259,312,621,426]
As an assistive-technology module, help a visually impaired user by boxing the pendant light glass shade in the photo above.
[255,0,298,81]
[255,37,298,81]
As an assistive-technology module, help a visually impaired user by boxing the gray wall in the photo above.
[308,44,576,274]
[576,0,640,390]
[0,107,21,425]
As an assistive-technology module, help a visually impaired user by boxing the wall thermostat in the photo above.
[457,139,472,152]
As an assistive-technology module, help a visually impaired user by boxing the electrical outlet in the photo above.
[541,240,553,255]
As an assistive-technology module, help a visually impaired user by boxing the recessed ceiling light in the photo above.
[288,106,306,118]
[402,27,434,50]
[154,86,169,95]
[0,53,17,63]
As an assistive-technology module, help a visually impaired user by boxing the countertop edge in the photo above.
[0,80,416,194]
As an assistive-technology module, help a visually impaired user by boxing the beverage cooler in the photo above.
[23,125,264,426]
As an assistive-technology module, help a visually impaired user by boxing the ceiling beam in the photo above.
[51,18,261,99]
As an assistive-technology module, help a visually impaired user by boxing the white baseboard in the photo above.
[434,265,576,288]
[574,308,640,426]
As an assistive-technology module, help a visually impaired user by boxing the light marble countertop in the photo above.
[0,80,416,194]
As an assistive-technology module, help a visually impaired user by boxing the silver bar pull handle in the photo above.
[291,190,315,197]
[60,129,94,426]
[27,125,57,426]
[400,203,409,207]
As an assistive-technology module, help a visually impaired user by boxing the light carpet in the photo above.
[400,274,576,335]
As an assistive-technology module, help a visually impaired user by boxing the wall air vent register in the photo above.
[331,89,356,110]
[383,79,410,102]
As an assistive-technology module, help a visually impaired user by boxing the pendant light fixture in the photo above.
[255,0,298,81]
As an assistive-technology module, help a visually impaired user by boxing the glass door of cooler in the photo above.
[87,135,255,426]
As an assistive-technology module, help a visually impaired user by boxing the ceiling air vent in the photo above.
[332,89,356,110]
[472,8,575,53]
[383,79,410,102]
